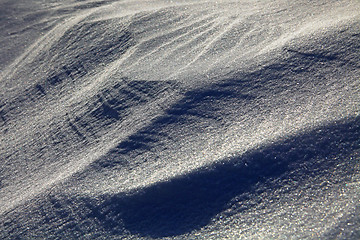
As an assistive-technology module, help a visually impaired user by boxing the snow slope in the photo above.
[0,0,359,239]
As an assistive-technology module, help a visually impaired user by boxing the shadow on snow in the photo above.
[83,116,359,238]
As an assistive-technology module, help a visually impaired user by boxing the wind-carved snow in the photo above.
[0,0,360,239]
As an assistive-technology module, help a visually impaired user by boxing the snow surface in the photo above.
[0,0,359,239]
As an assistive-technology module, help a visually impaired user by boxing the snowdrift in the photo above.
[1,0,359,239]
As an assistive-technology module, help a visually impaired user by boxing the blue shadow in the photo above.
[82,116,359,238]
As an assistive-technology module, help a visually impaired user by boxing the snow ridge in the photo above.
[0,0,359,239]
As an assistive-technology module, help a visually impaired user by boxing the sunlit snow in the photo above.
[0,0,359,239]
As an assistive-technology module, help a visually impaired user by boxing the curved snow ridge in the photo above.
[1,116,359,239]
[88,116,360,239]
[64,21,360,196]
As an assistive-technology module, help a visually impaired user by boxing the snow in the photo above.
[0,0,359,239]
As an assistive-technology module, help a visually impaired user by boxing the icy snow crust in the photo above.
[0,0,360,239]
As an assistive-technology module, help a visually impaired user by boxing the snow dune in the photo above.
[0,0,359,239]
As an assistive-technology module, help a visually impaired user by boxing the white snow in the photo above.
[0,0,359,239]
